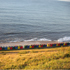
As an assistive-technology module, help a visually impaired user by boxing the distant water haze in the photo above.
[0,0,70,43]
[59,0,70,2]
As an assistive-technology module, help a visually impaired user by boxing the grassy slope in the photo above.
[0,46,70,69]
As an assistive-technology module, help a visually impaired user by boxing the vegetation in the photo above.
[0,46,70,69]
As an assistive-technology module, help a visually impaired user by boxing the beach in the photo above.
[0,41,59,47]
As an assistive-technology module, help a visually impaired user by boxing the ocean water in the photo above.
[0,0,70,43]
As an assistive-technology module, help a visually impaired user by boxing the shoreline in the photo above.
[0,41,66,47]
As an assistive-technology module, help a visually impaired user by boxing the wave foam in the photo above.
[24,38,38,41]
[37,38,51,41]
[24,38,51,41]
[57,36,70,42]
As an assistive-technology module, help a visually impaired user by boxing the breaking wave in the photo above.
[24,36,70,42]
[57,36,70,42]
[0,36,70,43]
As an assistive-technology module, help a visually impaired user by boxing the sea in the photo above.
[0,0,70,43]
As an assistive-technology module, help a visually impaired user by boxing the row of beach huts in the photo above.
[0,42,70,51]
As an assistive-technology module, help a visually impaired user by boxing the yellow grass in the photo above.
[0,46,70,69]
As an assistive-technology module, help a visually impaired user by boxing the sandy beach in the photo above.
[0,41,59,47]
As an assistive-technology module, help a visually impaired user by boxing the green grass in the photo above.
[0,46,70,69]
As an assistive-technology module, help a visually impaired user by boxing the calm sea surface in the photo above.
[0,0,70,43]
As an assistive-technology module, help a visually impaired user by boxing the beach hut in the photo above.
[15,46,18,49]
[12,46,15,50]
[7,46,10,50]
[20,46,23,49]
[39,45,41,48]
[69,43,70,46]
[18,46,20,49]
[5,47,7,50]
[50,44,53,47]
[2,47,5,50]
[29,45,32,48]
[0,47,2,50]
